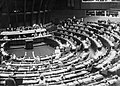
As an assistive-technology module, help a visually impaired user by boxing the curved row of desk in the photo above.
[0,20,120,86]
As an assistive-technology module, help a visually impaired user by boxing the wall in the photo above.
[50,10,85,22]
[0,0,53,29]
[81,2,120,10]
[50,1,120,22]
[0,14,9,29]
[50,0,83,21]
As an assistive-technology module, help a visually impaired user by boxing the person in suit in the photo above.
[36,75,48,86]
[4,75,16,86]
[113,75,120,86]
[55,46,61,59]
[67,64,76,73]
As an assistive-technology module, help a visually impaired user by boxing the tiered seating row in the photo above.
[1,18,120,86]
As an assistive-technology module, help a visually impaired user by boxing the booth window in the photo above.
[82,0,120,2]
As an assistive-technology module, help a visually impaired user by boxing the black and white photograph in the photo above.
[0,0,120,86]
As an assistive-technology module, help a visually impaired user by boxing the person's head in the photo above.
[71,64,75,68]
[104,79,108,83]
[36,56,39,58]
[73,16,76,19]
[114,75,119,79]
[84,48,88,52]
[98,47,101,51]
[91,77,95,82]
[40,76,44,80]
[56,46,59,49]
[49,60,52,64]
[32,66,36,69]
[7,65,11,70]
[2,61,6,65]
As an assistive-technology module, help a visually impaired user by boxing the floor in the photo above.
[7,45,55,58]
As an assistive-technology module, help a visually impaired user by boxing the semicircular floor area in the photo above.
[7,45,55,58]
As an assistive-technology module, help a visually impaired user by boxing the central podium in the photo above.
[25,39,33,49]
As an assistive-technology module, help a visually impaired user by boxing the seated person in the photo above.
[13,66,19,71]
[93,48,103,60]
[6,28,10,31]
[99,66,112,77]
[43,32,46,36]
[33,24,37,28]
[55,46,61,59]
[86,38,90,45]
[1,61,7,69]
[87,62,100,73]
[97,39,103,46]
[39,23,43,28]
[23,52,27,59]
[3,35,8,39]
[34,56,41,63]
[70,33,73,36]
[6,62,12,71]
[63,41,70,48]
[46,32,49,35]
[31,65,38,71]
[66,41,70,47]
[49,57,53,64]
[60,74,66,84]
[21,52,27,62]
[34,31,38,37]
[39,32,43,37]
[48,60,53,70]
[67,64,76,73]
[31,33,35,37]
[36,75,48,86]
[23,35,26,38]
[92,34,97,39]
[11,54,16,60]
[80,49,89,60]
[112,75,120,86]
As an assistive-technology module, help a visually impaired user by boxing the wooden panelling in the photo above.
[50,10,85,21]
[0,15,9,28]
